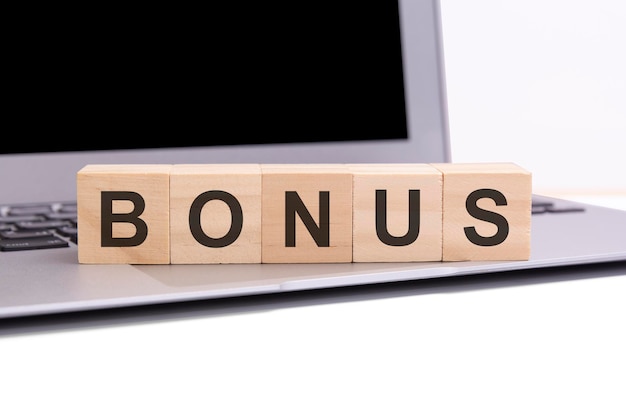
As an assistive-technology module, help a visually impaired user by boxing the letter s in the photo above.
[464,189,509,246]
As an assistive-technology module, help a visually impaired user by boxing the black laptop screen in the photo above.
[7,2,407,154]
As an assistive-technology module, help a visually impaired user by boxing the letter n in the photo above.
[285,191,330,247]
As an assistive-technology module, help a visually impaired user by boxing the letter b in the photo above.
[101,191,148,247]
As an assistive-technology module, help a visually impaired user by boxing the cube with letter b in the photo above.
[77,164,172,264]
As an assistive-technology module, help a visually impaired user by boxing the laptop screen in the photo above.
[8,2,407,154]
[1,0,449,203]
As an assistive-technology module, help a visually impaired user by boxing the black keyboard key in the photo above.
[531,198,585,215]
[0,229,53,239]
[59,203,78,213]
[0,236,69,252]
[45,212,78,221]
[546,206,586,213]
[0,214,45,223]
[57,226,78,239]
[8,205,53,216]
[15,220,72,230]
[531,201,553,214]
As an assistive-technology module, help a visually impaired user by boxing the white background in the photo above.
[2,2,625,416]
[442,0,626,198]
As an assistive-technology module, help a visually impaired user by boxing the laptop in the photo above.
[2,0,626,319]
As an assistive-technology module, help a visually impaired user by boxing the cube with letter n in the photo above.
[261,164,353,263]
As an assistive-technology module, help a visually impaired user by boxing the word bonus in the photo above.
[77,163,532,264]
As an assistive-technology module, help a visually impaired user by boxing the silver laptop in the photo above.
[2,0,626,319]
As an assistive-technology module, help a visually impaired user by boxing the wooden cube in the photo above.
[431,163,532,261]
[261,164,353,263]
[77,164,172,264]
[170,164,262,264]
[349,164,443,262]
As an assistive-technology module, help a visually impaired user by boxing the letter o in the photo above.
[189,190,243,248]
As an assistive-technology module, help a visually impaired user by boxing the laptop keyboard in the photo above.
[0,202,77,252]
[530,196,586,214]
[0,198,585,252]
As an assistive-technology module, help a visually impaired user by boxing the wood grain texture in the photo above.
[431,163,532,261]
[349,164,443,262]
[169,164,262,264]
[77,164,172,264]
[261,164,353,263]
